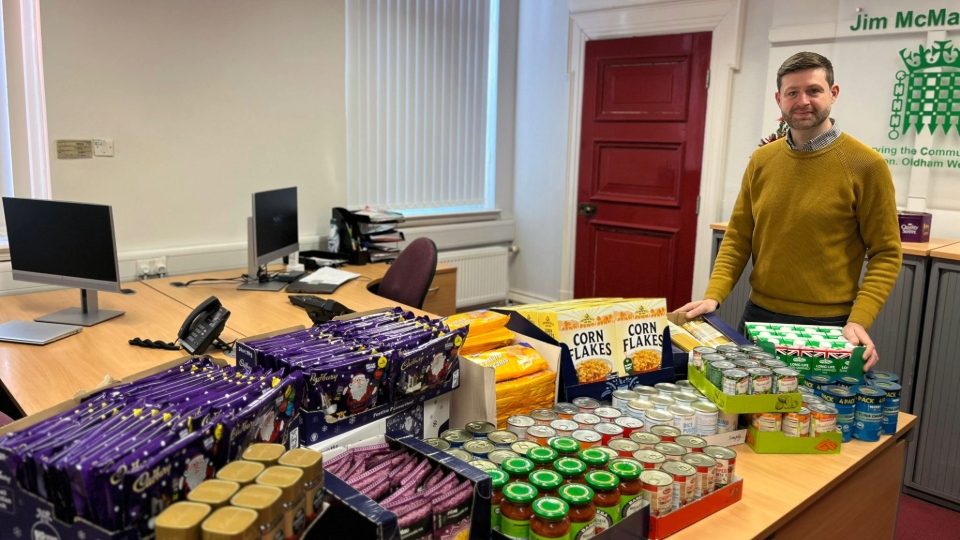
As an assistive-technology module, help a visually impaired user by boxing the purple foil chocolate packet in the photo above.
[430,480,474,540]
[390,457,422,488]
[381,492,425,511]
[421,468,446,492]
[402,460,434,489]
[220,371,303,465]
[396,499,434,540]
[364,449,405,470]
[346,458,396,484]
[359,477,393,501]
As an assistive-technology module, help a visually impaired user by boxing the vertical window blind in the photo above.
[346,0,498,213]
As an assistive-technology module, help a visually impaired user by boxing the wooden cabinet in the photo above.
[422,267,457,317]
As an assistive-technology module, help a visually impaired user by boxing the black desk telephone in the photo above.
[177,296,231,354]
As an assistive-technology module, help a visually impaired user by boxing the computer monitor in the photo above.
[2,197,124,326]
[238,186,299,291]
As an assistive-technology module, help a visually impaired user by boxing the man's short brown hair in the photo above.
[777,52,834,91]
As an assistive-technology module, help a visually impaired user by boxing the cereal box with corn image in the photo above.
[612,299,668,375]
[556,304,621,382]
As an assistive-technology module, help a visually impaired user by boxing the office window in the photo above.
[346,0,499,215]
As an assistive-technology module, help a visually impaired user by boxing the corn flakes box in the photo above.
[611,299,668,375]
[534,299,619,341]
[556,304,620,382]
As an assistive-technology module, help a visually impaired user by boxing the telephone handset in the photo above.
[177,296,231,355]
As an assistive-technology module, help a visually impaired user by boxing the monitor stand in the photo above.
[237,279,287,291]
[35,289,124,327]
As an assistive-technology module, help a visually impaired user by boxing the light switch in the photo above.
[93,138,114,157]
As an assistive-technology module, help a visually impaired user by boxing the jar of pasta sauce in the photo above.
[530,497,571,540]
[585,470,621,533]
[559,483,596,540]
[500,482,538,539]
[489,469,508,531]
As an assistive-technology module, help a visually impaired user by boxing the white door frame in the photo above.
[559,0,745,301]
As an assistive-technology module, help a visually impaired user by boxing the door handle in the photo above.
[579,203,597,217]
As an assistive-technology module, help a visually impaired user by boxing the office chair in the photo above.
[374,237,438,309]
[0,412,14,428]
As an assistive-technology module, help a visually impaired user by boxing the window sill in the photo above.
[397,209,502,228]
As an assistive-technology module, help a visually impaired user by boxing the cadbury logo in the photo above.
[309,372,338,385]
[133,464,173,493]
[401,358,420,371]
[32,530,60,540]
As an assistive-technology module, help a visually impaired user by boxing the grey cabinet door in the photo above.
[710,230,752,332]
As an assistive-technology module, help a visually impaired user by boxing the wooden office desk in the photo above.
[0,282,243,416]
[141,263,457,338]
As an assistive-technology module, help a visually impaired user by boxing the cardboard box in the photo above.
[687,364,802,414]
[745,425,842,454]
[745,323,865,379]
[308,394,451,453]
[647,477,744,540]
[898,211,932,243]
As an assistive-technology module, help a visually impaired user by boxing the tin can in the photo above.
[672,393,699,407]
[446,448,473,462]
[510,440,541,456]
[440,429,473,448]
[751,412,782,432]
[691,402,719,437]
[553,402,580,420]
[572,397,601,413]
[612,390,640,411]
[668,405,696,435]
[801,394,823,408]
[463,439,495,459]
[506,415,535,440]
[469,459,498,472]
[702,446,736,487]
[644,410,675,433]
[654,382,680,396]
[594,407,623,422]
[633,385,660,399]
[874,381,902,435]
[465,420,497,439]
[834,375,863,389]
[573,413,601,430]
[629,432,662,450]
[526,425,557,447]
[487,449,520,466]
[805,374,834,397]
[721,369,749,395]
[488,430,520,449]
[639,469,674,517]
[810,403,839,437]
[717,411,739,433]
[782,407,811,437]
[662,461,697,509]
[748,350,775,362]
[423,437,451,451]
[715,344,741,355]
[608,438,641,458]
[550,419,580,437]
[649,395,676,411]
[531,408,559,425]
[572,429,602,449]
[653,442,686,462]
[747,367,773,395]
[675,435,707,454]
[723,351,749,362]
[691,347,716,371]
[798,385,814,396]
[593,446,620,462]
[760,358,788,370]
[731,359,760,371]
[633,449,666,470]
[820,385,856,442]
[866,370,899,384]
[675,380,694,391]
[594,422,625,445]
[704,356,731,387]
[626,399,654,420]
[854,386,885,442]
[681,453,717,498]
[614,416,644,438]
[773,367,800,394]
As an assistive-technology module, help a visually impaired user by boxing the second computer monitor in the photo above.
[239,187,299,291]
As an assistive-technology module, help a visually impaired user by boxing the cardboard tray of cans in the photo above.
[316,432,491,540]
[745,425,842,454]
[687,364,802,415]
[489,501,651,540]
[745,323,865,379]
[647,477,744,540]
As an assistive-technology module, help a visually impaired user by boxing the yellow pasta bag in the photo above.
[494,369,556,429]
[444,310,510,337]
[459,327,516,356]
[463,343,549,382]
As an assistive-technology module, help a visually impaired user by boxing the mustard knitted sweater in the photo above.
[705,133,902,329]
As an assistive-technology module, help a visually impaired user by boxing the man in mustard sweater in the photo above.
[678,52,901,371]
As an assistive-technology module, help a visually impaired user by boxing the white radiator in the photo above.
[437,246,509,308]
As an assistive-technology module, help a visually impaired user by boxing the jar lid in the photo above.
[527,447,558,464]
[488,468,508,488]
[558,483,595,505]
[553,457,586,476]
[608,459,641,480]
[230,484,283,528]
[503,482,538,504]
[155,502,211,537]
[501,457,535,475]
[548,437,580,454]
[585,470,620,490]
[277,448,324,481]
[216,460,266,485]
[577,448,609,466]
[200,506,259,539]
[528,470,563,490]
[242,443,286,465]
[255,466,304,503]
[186,480,240,507]
[532,497,570,520]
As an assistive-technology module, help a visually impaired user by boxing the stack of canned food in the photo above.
[691,343,801,396]
[800,371,901,442]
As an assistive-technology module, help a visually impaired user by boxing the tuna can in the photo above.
[632,385,660,399]
[751,412,782,432]
[865,370,899,384]
[721,369,750,396]
[446,448,473,462]
[572,397,601,413]
[676,380,695,391]
[691,402,719,437]
[573,413,601,430]
[531,408,559,425]
[440,429,473,448]
[526,425,558,447]
[594,407,623,422]
[662,461,698,510]
[572,429,602,449]
[705,358,734,387]
[874,381,902,435]
[488,430,520,449]
[488,449,520,465]
[594,422,625,445]
[510,440,542,456]
[639,469,674,517]
[781,407,811,437]
[553,402,580,420]
[675,435,707,454]
[654,382,681,396]
[681,453,717,499]
[611,390,640,411]
[673,393,699,407]
[607,438,641,457]
[773,367,801,394]
[633,449,667,470]
[649,395,676,411]
[614,416,644,438]
[854,386,885,442]
[717,411,739,433]
[463,439,495,459]
[834,375,863,389]
[810,403,839,437]
[626,399,654,421]
[669,405,697,435]
[805,374,834,397]
[644,411,675,434]
[820,385,857,442]
[423,437,451,451]
[469,459,498,472]
[507,415,536,440]
[653,442,686,462]
[747,367,774,395]
[465,421,497,439]
[550,419,580,437]
[702,446,737,487]
[691,347,717,371]
[629,432,662,450]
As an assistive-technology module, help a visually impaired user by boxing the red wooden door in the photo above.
[574,32,711,310]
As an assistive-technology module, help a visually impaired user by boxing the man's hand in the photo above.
[674,299,719,319]
[843,322,878,372]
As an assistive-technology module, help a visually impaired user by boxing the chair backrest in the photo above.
[377,237,438,309]
[0,412,14,428]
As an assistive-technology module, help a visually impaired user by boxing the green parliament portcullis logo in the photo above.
[888,40,960,140]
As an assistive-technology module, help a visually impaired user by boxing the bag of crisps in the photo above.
[444,310,510,337]
[495,369,556,428]
[459,327,515,356]
[463,343,549,382]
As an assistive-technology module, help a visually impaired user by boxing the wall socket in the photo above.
[136,256,167,279]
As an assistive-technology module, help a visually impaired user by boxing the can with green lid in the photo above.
[501,482,539,539]
[527,446,559,470]
[530,497,571,540]
[488,469,508,531]
[609,458,644,519]
[559,483,596,540]
[585,470,621,531]
[502,457,536,481]
[578,448,610,471]
[553,457,587,486]
[549,436,581,456]
[528,469,564,499]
